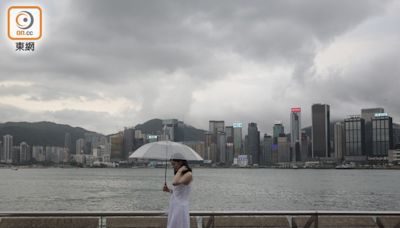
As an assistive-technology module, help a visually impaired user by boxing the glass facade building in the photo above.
[372,115,393,156]
[344,117,365,156]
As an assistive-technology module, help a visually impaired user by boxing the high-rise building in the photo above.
[278,134,290,163]
[261,134,272,165]
[233,122,243,157]
[162,119,179,141]
[110,132,123,161]
[123,128,135,159]
[204,132,213,161]
[334,122,345,161]
[300,131,311,161]
[372,113,393,156]
[361,108,384,156]
[3,135,13,163]
[209,121,225,134]
[0,140,3,162]
[312,104,330,158]
[344,116,365,157]
[76,138,85,155]
[273,123,284,144]
[217,131,226,164]
[247,123,260,165]
[19,142,30,164]
[290,107,301,162]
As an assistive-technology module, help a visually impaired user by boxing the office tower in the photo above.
[19,142,30,163]
[204,132,213,160]
[209,120,225,164]
[300,131,311,162]
[248,123,260,165]
[225,126,234,165]
[209,121,225,134]
[334,122,345,161]
[290,107,301,162]
[261,134,272,165]
[32,146,45,162]
[110,132,123,161]
[0,141,2,162]
[344,116,365,157]
[76,138,85,155]
[162,119,179,141]
[175,121,185,142]
[64,132,72,154]
[312,104,330,158]
[3,135,13,163]
[217,131,226,164]
[361,108,384,156]
[273,123,284,144]
[123,128,135,159]
[372,113,393,156]
[233,122,243,158]
[278,134,290,162]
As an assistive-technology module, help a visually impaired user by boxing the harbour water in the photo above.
[0,168,399,211]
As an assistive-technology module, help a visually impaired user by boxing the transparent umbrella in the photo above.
[129,140,203,183]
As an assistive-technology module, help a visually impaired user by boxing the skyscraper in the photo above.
[344,116,365,157]
[312,104,330,158]
[372,113,393,156]
[334,122,345,161]
[162,119,179,141]
[19,142,30,164]
[261,134,272,165]
[247,123,260,165]
[123,128,135,159]
[233,122,243,158]
[3,135,13,163]
[273,123,284,144]
[361,108,384,156]
[290,107,301,162]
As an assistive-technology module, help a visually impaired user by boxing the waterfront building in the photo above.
[19,142,30,164]
[344,116,366,161]
[312,104,330,158]
[278,134,290,163]
[361,108,384,156]
[261,134,272,165]
[32,146,45,162]
[162,119,179,141]
[388,149,400,165]
[372,113,393,157]
[76,138,85,155]
[334,122,345,162]
[3,134,13,163]
[123,128,135,159]
[248,123,260,165]
[300,131,311,161]
[110,132,123,161]
[209,120,225,164]
[273,123,284,144]
[204,132,213,161]
[13,146,20,163]
[217,131,226,164]
[233,122,243,158]
[290,107,301,162]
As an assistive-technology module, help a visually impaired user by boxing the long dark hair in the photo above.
[172,159,192,175]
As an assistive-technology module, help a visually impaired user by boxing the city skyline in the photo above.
[1,0,400,135]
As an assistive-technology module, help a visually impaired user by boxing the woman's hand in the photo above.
[163,183,171,193]
[177,166,188,173]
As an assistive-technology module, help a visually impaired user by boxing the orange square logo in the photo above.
[8,6,42,40]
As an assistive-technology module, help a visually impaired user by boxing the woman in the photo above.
[163,152,193,228]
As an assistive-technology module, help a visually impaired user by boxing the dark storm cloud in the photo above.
[0,0,398,134]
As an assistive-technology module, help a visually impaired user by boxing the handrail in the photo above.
[1,210,400,217]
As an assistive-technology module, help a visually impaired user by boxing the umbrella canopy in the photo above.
[129,140,203,161]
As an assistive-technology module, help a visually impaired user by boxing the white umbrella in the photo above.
[129,140,203,161]
[129,140,203,183]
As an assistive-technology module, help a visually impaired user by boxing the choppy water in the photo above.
[0,168,399,211]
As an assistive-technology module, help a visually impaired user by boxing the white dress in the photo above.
[167,183,191,228]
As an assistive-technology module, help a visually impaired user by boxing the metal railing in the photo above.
[1,210,400,228]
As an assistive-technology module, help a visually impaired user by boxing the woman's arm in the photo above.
[172,167,193,186]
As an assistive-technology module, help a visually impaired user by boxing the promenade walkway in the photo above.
[1,211,400,227]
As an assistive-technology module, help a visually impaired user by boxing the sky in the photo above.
[1,0,399,135]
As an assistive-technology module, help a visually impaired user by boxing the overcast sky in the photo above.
[1,0,399,135]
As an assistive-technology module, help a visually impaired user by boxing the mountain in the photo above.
[135,119,206,141]
[0,121,98,153]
